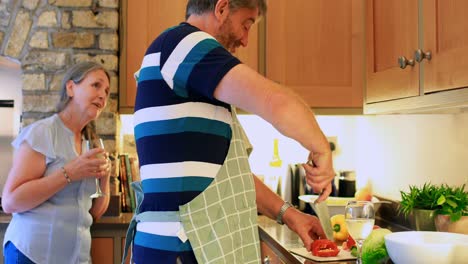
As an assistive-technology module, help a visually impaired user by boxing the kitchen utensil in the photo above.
[311,200,334,240]
[385,231,468,264]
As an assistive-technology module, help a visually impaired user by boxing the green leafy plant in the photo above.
[436,184,468,222]
[399,183,468,222]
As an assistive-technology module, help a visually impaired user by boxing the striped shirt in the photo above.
[133,23,241,263]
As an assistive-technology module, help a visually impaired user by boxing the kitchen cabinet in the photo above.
[365,0,468,114]
[260,240,286,264]
[91,238,114,264]
[265,0,364,110]
[119,0,259,114]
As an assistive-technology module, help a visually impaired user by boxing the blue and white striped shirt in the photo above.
[132,22,241,263]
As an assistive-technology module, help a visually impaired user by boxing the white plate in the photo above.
[298,195,380,206]
[299,195,382,216]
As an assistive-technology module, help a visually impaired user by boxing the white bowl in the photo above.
[385,231,468,264]
[298,195,382,216]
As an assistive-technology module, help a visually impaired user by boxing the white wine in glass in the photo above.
[345,201,375,264]
[85,138,107,198]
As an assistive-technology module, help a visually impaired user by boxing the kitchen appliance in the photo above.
[289,164,307,211]
[338,170,356,197]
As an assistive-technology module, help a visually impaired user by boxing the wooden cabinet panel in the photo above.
[266,0,364,108]
[121,237,131,264]
[423,0,468,93]
[260,241,285,264]
[366,0,419,103]
[120,0,187,113]
[91,237,114,264]
[120,0,259,113]
[365,0,468,113]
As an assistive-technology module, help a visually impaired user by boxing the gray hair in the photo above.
[56,61,110,112]
[186,0,267,20]
[56,61,110,140]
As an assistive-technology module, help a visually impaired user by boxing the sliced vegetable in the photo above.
[342,235,356,251]
[330,214,349,241]
[311,239,340,257]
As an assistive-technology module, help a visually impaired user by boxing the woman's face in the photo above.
[68,69,110,120]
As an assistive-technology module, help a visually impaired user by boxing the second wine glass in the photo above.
[84,138,106,198]
[345,200,375,264]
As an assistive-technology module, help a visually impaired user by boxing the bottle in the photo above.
[267,139,283,197]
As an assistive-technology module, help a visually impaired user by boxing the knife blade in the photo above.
[305,159,334,240]
[312,200,334,240]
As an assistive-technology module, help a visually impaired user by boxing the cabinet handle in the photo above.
[398,56,415,69]
[263,256,271,264]
[414,49,432,63]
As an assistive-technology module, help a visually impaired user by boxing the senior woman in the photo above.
[2,61,112,264]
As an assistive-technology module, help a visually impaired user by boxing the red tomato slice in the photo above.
[346,235,356,249]
[311,239,340,257]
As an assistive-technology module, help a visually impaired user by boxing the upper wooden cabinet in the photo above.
[265,0,364,109]
[365,0,468,113]
[366,0,419,103]
[119,0,259,113]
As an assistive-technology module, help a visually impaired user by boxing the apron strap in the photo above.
[122,181,182,264]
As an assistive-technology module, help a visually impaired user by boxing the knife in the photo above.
[305,159,334,240]
[312,200,334,240]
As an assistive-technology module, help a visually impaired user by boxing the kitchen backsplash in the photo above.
[237,113,468,200]
[120,112,468,201]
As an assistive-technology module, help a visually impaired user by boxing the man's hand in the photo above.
[302,151,335,202]
[282,208,326,251]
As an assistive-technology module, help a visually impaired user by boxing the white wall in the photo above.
[238,113,468,200]
[0,61,22,195]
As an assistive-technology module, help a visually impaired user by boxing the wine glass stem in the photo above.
[356,240,363,264]
[95,179,101,192]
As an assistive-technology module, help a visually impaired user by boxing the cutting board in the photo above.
[290,247,356,262]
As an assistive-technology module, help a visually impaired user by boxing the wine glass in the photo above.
[345,201,375,264]
[84,138,107,198]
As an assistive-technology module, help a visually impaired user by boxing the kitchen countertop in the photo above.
[1,212,406,263]
[258,215,356,263]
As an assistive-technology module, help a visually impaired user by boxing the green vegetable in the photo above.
[361,228,392,264]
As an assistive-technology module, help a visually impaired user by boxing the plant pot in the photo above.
[434,215,468,234]
[411,209,436,231]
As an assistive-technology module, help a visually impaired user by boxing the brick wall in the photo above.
[0,0,120,153]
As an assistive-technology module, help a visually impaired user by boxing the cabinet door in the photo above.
[266,0,363,108]
[120,0,259,113]
[366,0,419,103]
[423,0,468,93]
[260,241,285,264]
[91,237,114,264]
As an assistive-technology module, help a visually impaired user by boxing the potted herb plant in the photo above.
[433,184,468,234]
[398,183,468,232]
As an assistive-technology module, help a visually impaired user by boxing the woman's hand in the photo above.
[64,148,110,181]
[302,151,335,202]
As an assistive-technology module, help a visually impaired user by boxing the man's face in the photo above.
[215,7,258,53]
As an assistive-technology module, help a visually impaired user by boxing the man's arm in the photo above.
[214,64,334,198]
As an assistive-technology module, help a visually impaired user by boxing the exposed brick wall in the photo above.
[0,0,120,153]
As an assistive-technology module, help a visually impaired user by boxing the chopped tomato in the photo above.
[342,235,356,251]
[311,239,340,257]
[373,225,381,229]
